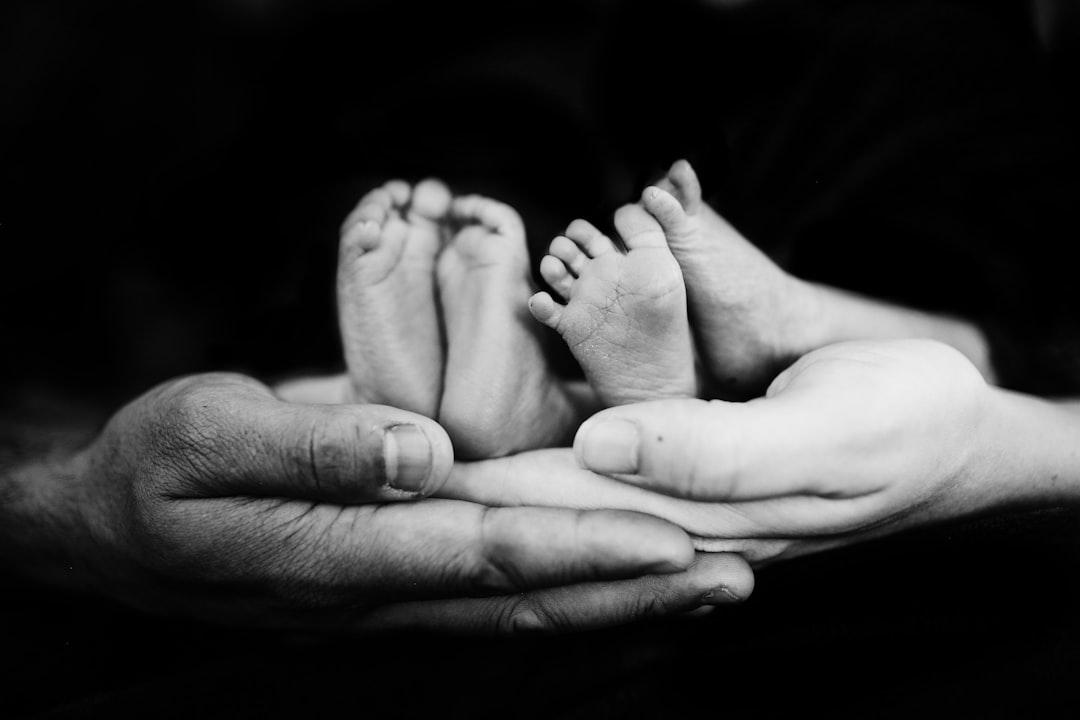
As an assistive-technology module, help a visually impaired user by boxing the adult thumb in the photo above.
[571,396,822,502]
[163,375,454,503]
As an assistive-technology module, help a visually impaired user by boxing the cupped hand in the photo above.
[443,340,1002,563]
[46,372,750,633]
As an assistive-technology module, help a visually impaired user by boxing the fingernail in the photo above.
[579,419,640,474]
[643,557,689,574]
[701,586,742,605]
[383,424,432,493]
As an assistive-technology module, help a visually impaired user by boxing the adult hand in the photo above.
[575,339,1007,560]
[445,340,1029,564]
[4,372,752,633]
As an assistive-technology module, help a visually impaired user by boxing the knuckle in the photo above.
[223,505,359,612]
[127,376,240,494]
[635,586,675,619]
[303,411,373,498]
[155,375,236,455]
[493,596,565,635]
[471,555,519,595]
[468,508,526,594]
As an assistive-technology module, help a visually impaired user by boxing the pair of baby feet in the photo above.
[338,160,805,459]
[337,178,576,460]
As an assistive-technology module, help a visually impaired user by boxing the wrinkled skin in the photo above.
[14,372,752,634]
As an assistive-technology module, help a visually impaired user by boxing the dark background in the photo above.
[2,0,1079,717]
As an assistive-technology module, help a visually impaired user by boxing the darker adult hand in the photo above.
[27,372,741,633]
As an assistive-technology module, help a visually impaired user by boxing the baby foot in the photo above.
[529,204,697,407]
[337,178,449,418]
[437,194,577,459]
[650,159,817,397]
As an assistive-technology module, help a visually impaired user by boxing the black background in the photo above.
[3,0,1080,717]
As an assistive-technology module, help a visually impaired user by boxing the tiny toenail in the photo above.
[383,424,433,493]
[579,419,640,475]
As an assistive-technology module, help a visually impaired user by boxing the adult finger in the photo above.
[272,373,351,405]
[350,552,754,635]
[166,497,697,609]
[160,374,453,503]
[571,396,847,502]
[441,449,768,544]
[443,449,868,546]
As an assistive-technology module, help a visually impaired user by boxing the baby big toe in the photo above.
[528,291,563,329]
[613,202,667,251]
[410,178,452,222]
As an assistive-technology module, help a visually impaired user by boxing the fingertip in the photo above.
[573,414,642,476]
[571,413,600,467]
[420,418,456,496]
[652,522,697,573]
[697,552,755,604]
[598,509,695,574]
[680,606,718,619]
[383,416,455,498]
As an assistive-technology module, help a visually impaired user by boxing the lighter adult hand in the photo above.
[431,337,1080,564]
[577,339,986,502]
[567,338,1080,561]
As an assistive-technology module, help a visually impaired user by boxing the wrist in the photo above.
[0,439,99,591]
[968,386,1080,511]
[797,283,999,382]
